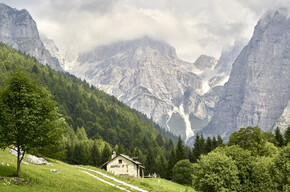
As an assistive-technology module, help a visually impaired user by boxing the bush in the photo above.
[172,159,193,185]
[192,151,239,192]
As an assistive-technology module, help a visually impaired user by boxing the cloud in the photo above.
[2,0,289,62]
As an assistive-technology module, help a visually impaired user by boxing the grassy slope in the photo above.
[0,150,195,192]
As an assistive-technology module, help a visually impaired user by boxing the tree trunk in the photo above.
[17,146,21,177]
[16,146,25,177]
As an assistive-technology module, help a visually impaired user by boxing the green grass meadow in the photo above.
[0,149,195,192]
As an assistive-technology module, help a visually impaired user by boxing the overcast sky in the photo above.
[2,0,290,62]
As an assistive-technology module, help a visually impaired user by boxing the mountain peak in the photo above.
[0,3,63,71]
[194,55,217,70]
[78,36,178,63]
[200,7,290,140]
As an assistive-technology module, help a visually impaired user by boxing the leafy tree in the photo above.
[175,136,187,162]
[214,145,255,192]
[251,156,276,192]
[0,72,63,176]
[272,145,290,191]
[228,126,266,156]
[172,159,194,185]
[263,131,277,146]
[275,127,284,147]
[192,151,240,192]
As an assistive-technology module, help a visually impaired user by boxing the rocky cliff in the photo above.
[0,4,62,71]
[65,37,227,139]
[200,9,290,140]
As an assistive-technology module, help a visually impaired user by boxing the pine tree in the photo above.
[156,154,167,178]
[166,147,176,180]
[217,135,223,146]
[91,141,101,166]
[212,136,218,149]
[200,134,205,154]
[175,136,187,162]
[145,149,156,175]
[101,143,111,165]
[284,126,290,144]
[191,133,205,163]
[275,127,284,147]
[72,143,82,164]
[118,144,125,154]
[205,136,213,153]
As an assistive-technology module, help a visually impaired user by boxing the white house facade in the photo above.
[102,152,145,178]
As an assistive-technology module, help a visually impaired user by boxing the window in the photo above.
[118,159,122,164]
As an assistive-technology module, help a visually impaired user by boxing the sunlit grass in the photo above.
[0,149,195,192]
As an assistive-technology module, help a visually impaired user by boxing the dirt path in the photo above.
[78,167,148,192]
[82,170,131,192]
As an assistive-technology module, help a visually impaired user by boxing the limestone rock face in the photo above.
[200,9,290,140]
[0,3,62,71]
[66,37,225,139]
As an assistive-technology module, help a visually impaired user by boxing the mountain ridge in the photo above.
[0,3,63,71]
[199,8,290,140]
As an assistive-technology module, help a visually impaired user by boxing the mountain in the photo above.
[200,9,290,140]
[208,41,246,88]
[0,3,63,71]
[0,42,178,165]
[63,36,223,140]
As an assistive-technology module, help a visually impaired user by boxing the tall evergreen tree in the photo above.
[200,135,205,152]
[205,136,213,153]
[91,141,101,166]
[145,149,156,175]
[166,147,176,180]
[175,136,187,162]
[191,133,205,163]
[156,154,167,178]
[285,126,290,144]
[217,135,223,146]
[212,136,218,149]
[275,127,284,147]
[101,143,111,165]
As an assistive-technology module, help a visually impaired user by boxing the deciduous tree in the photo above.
[0,72,63,176]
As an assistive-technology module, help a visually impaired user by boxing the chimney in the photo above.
[111,151,116,159]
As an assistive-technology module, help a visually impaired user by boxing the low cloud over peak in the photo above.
[2,0,290,62]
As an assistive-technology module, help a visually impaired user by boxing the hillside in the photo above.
[0,43,177,165]
[0,149,195,192]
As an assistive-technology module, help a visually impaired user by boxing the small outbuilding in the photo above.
[101,152,145,178]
